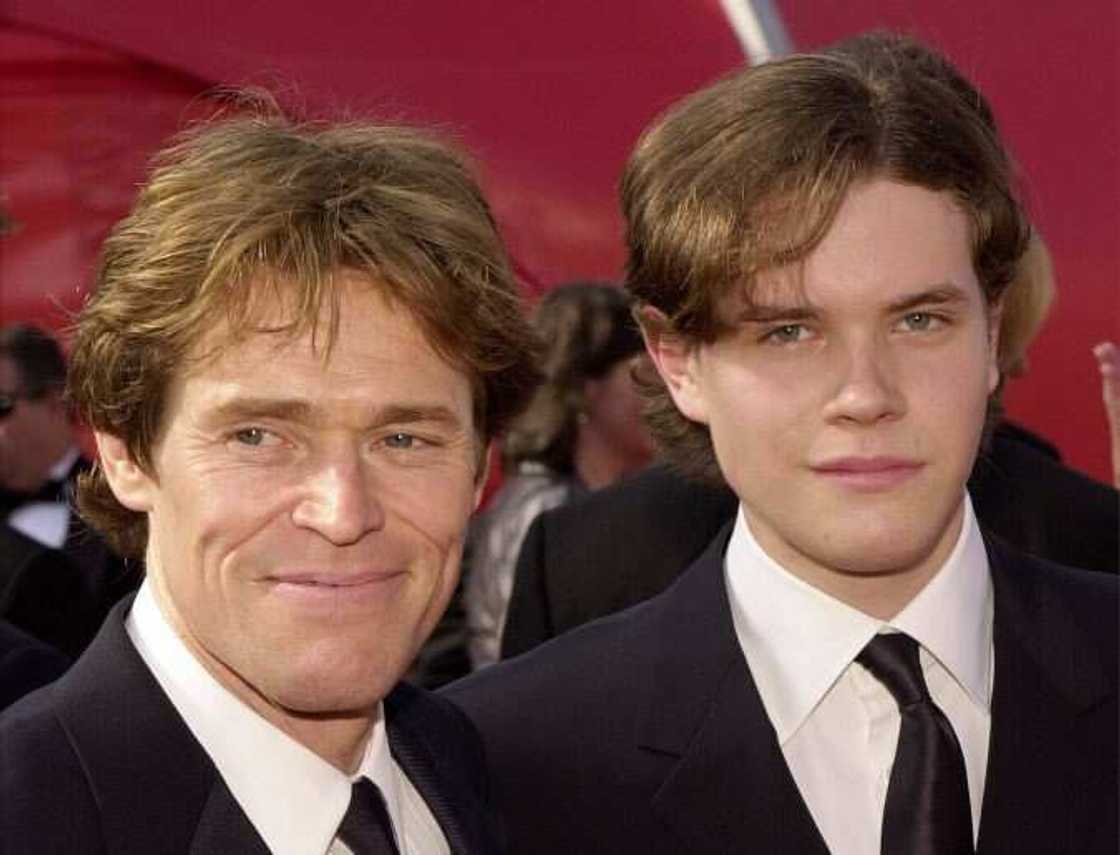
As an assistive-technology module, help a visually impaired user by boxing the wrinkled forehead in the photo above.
[183,270,415,367]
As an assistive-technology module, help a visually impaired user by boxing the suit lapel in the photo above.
[53,597,267,854]
[636,528,830,854]
[977,539,1115,854]
[190,777,271,855]
[387,683,499,854]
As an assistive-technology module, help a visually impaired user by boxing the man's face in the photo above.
[104,274,482,719]
[0,357,65,491]
[653,179,999,600]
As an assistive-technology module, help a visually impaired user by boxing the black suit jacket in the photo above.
[0,522,97,658]
[450,531,1118,854]
[502,433,1119,658]
[0,619,68,712]
[0,598,505,854]
[0,457,140,657]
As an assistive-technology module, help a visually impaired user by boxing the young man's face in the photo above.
[652,179,1000,607]
[100,273,482,725]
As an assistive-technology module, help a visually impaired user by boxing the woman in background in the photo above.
[464,282,654,668]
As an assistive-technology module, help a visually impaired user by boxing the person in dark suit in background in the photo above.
[0,521,96,658]
[0,105,539,854]
[501,234,1119,659]
[0,324,137,654]
[0,618,68,711]
[447,32,1117,854]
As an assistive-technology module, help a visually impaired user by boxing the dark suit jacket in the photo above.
[0,522,97,658]
[500,464,735,658]
[502,432,1119,658]
[450,531,1118,854]
[0,598,505,855]
[0,457,140,658]
[0,619,68,711]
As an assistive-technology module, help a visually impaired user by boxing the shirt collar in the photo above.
[126,580,399,855]
[47,445,80,482]
[892,495,993,708]
[725,493,992,745]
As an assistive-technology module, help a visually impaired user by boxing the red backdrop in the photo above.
[1,1,1116,481]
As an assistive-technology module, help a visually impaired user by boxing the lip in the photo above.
[811,456,925,491]
[265,570,407,606]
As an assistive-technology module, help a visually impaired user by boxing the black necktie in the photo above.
[337,778,401,855]
[858,633,974,855]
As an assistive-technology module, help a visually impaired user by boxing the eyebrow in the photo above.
[883,285,970,313]
[207,398,466,430]
[734,304,818,324]
[734,284,970,324]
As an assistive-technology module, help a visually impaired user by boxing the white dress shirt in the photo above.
[7,445,80,547]
[725,494,993,855]
[126,581,449,855]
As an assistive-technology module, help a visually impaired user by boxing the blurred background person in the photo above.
[464,282,653,668]
[1093,341,1119,488]
[0,618,69,711]
[989,232,1061,454]
[0,324,136,657]
[970,232,1119,573]
[0,323,81,536]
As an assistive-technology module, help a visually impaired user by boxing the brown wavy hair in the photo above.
[622,31,1030,483]
[502,282,642,474]
[69,108,539,558]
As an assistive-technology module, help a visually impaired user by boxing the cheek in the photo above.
[383,466,477,552]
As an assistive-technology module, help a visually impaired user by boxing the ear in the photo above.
[638,306,710,424]
[94,431,157,513]
[986,297,1004,395]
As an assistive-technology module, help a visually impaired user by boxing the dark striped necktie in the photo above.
[337,778,401,855]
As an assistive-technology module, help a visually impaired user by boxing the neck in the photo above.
[747,502,966,620]
[573,425,649,491]
[272,710,374,773]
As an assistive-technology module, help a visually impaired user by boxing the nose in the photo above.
[821,338,906,425]
[290,449,385,544]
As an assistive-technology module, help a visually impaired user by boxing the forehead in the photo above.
[740,179,978,312]
[175,274,473,417]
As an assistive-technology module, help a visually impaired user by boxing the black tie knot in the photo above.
[857,632,930,709]
[338,778,400,855]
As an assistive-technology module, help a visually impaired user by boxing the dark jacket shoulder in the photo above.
[0,620,69,711]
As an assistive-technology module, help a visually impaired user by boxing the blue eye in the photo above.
[234,428,267,446]
[899,311,949,333]
[385,432,416,449]
[764,324,809,344]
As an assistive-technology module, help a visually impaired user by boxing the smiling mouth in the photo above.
[266,572,407,604]
[269,571,403,587]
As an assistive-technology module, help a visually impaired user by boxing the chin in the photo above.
[821,518,952,578]
[272,672,397,717]
[267,646,412,713]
